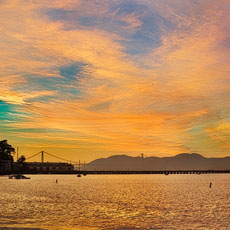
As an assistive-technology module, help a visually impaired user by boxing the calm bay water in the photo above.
[0,174,230,230]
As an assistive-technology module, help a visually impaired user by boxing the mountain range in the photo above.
[85,153,230,171]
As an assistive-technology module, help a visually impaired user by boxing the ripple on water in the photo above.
[0,174,230,230]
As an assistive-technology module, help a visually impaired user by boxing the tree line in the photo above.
[0,139,26,163]
[0,140,15,162]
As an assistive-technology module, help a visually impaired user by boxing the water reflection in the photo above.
[0,175,230,230]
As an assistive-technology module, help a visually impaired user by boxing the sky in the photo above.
[0,0,229,162]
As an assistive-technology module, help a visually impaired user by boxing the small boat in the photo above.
[15,174,31,179]
[9,174,31,179]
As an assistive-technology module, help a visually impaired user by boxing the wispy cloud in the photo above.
[0,0,229,160]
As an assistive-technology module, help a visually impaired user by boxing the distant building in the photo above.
[14,162,74,173]
[0,159,12,173]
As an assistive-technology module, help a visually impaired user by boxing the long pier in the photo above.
[2,170,230,175]
[77,170,230,175]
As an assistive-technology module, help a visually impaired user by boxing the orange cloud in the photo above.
[1,0,229,160]
[207,122,230,149]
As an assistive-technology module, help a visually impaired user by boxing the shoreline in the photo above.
[2,169,230,175]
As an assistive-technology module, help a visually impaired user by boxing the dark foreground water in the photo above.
[0,174,230,230]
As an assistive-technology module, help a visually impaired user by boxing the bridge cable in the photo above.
[44,151,80,164]
[26,151,42,160]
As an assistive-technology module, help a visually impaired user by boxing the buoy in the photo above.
[209,182,212,188]
[56,179,58,183]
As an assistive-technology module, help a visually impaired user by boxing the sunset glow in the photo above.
[0,0,229,162]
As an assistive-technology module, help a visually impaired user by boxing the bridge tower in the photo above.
[41,151,44,163]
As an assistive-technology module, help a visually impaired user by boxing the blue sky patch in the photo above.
[22,63,86,101]
[0,100,30,123]
[46,2,174,56]
[59,63,84,80]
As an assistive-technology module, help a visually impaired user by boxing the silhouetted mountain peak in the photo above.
[89,154,132,165]
[174,153,205,159]
[108,155,132,159]
[86,152,230,171]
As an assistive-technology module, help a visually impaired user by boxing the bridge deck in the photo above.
[3,170,230,175]
[77,170,230,175]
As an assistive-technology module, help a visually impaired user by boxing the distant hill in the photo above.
[85,153,230,171]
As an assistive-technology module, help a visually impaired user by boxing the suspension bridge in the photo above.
[25,151,85,170]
